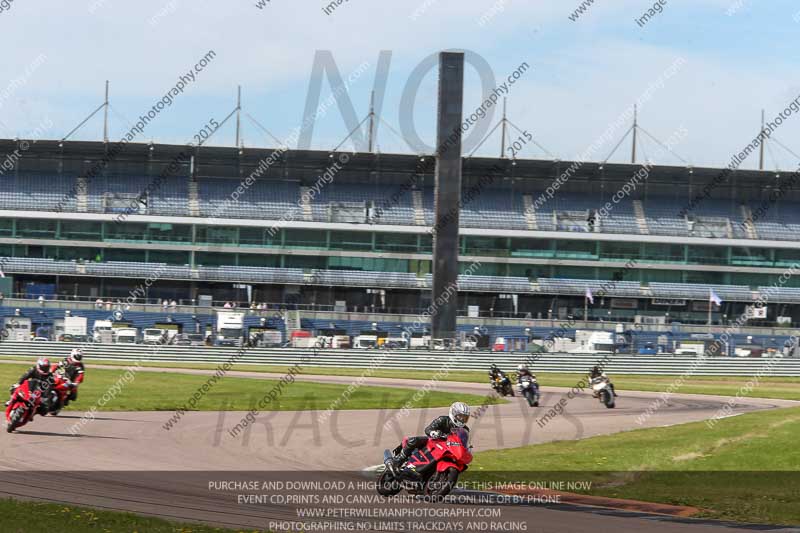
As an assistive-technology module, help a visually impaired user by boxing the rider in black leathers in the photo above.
[390,402,470,470]
[10,358,56,415]
[489,364,513,395]
[488,364,506,381]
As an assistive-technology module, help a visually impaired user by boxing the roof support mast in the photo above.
[468,98,554,159]
[61,81,110,143]
[631,104,638,164]
[500,97,507,158]
[759,109,765,170]
[368,90,376,153]
[235,85,242,148]
[103,80,109,143]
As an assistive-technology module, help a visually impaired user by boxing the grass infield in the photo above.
[2,354,798,400]
[0,498,254,532]
[8,355,797,400]
[471,406,800,525]
[0,363,501,413]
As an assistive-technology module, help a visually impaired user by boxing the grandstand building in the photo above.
[2,138,800,327]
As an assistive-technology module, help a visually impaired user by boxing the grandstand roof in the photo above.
[0,138,788,192]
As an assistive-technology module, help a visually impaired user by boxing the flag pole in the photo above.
[585,292,589,324]
[707,291,712,327]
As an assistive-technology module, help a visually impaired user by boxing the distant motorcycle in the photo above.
[491,375,515,397]
[519,375,540,407]
[378,428,473,499]
[591,377,616,408]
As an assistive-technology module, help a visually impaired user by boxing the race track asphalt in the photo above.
[0,367,797,532]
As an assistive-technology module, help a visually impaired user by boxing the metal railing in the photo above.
[0,341,798,376]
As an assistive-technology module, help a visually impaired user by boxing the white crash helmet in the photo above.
[449,402,470,428]
[68,348,83,364]
[517,364,528,372]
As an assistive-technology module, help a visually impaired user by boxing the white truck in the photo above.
[93,320,114,343]
[353,331,378,349]
[114,327,139,344]
[216,311,244,346]
[142,328,168,345]
[64,316,88,340]
[529,330,616,354]
[408,333,431,349]
[571,331,616,354]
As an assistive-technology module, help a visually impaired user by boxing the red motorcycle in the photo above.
[46,368,74,416]
[5,380,44,433]
[378,428,473,498]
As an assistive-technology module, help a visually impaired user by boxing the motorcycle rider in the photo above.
[517,364,534,383]
[590,365,617,396]
[489,363,513,395]
[489,364,508,384]
[7,358,56,415]
[390,402,470,471]
[54,348,85,406]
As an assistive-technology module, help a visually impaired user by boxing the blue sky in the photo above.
[1,0,800,169]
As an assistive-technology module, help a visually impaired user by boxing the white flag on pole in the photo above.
[709,289,722,307]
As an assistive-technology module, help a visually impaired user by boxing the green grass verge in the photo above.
[7,355,796,401]
[0,363,500,412]
[0,498,258,532]
[470,406,800,525]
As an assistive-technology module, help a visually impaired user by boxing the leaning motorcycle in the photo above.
[519,375,540,407]
[5,380,44,433]
[46,368,74,416]
[378,428,473,498]
[591,377,615,408]
[491,375,515,397]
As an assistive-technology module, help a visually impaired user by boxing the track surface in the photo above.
[0,368,798,532]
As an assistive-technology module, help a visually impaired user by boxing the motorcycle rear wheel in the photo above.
[376,469,402,497]
[425,468,459,498]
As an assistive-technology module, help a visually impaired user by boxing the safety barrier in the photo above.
[1,341,799,376]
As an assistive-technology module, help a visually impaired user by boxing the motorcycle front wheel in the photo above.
[425,468,459,499]
[376,469,403,497]
[524,391,535,407]
[602,390,615,408]
[6,407,23,433]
